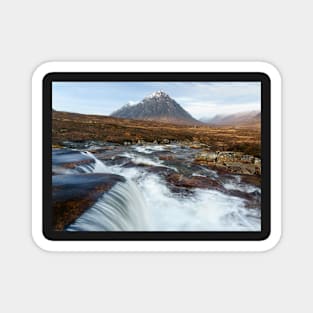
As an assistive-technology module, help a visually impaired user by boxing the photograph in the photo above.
[51,81,262,232]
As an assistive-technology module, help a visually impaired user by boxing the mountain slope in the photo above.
[111,90,200,125]
[201,111,261,126]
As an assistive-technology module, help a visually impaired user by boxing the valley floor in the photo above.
[52,111,261,157]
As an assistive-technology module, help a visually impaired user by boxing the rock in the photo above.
[216,151,243,164]
[195,151,218,162]
[159,154,176,161]
[52,173,125,231]
[52,149,95,169]
[194,150,261,176]
[190,144,202,149]
[102,155,131,166]
[189,143,208,149]
[123,141,132,146]
[147,166,176,177]
[52,144,63,149]
[241,155,255,163]
[161,139,170,144]
[60,140,102,149]
[122,161,146,168]
[227,189,261,209]
[240,174,261,187]
[224,162,257,175]
[206,151,218,162]
[166,173,224,191]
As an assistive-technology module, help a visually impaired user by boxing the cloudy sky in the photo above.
[52,81,261,119]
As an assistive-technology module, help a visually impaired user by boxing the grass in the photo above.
[52,111,261,157]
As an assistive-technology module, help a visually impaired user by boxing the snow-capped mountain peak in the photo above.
[111,90,200,125]
[146,90,169,99]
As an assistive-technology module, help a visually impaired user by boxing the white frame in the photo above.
[32,61,282,252]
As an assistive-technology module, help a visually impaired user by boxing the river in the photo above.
[52,142,261,232]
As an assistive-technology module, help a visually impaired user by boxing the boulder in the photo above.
[216,151,243,164]
[224,162,257,175]
[194,150,261,176]
[166,173,224,191]
[158,154,176,161]
[195,151,218,162]
[241,154,255,163]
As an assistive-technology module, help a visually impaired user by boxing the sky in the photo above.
[52,81,261,119]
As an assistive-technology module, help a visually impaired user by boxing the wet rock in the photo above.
[103,155,131,166]
[226,189,261,209]
[147,166,176,177]
[52,173,125,231]
[161,138,170,144]
[245,190,261,209]
[240,175,261,187]
[61,140,108,149]
[52,149,95,169]
[166,173,224,191]
[224,162,256,175]
[88,145,122,155]
[122,161,144,168]
[158,154,176,161]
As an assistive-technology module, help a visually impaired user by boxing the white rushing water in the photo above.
[67,150,261,231]
[67,179,148,231]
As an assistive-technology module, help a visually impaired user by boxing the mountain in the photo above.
[201,111,261,127]
[111,90,200,125]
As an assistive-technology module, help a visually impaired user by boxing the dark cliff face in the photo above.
[111,90,200,125]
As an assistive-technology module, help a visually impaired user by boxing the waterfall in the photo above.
[67,151,149,231]
[64,149,260,232]
[67,179,148,231]
[78,151,111,173]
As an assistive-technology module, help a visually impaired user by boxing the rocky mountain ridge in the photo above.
[111,90,201,125]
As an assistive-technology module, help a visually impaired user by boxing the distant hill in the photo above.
[201,111,261,126]
[111,90,201,125]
